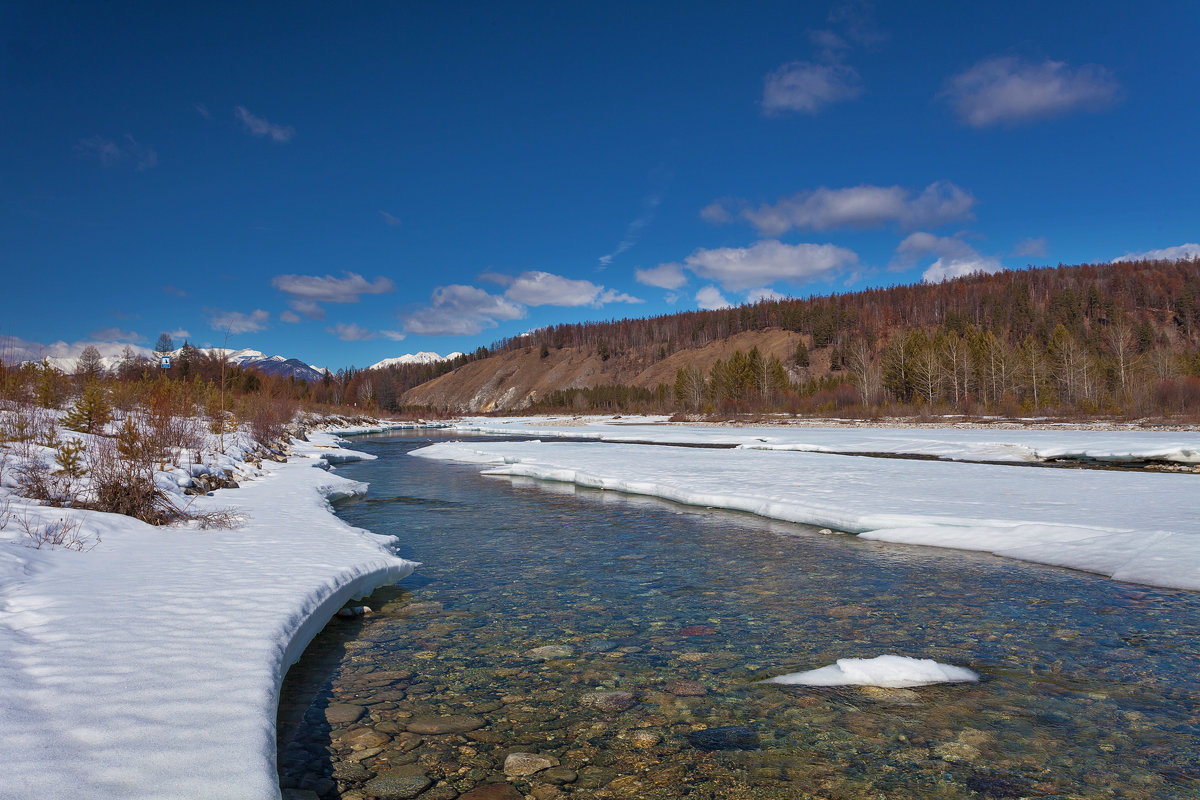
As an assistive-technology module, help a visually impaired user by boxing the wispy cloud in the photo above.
[941,57,1121,127]
[194,102,212,119]
[328,323,374,341]
[735,181,976,236]
[761,2,882,117]
[763,62,863,115]
[380,210,402,227]
[235,106,295,142]
[75,134,158,170]
[280,310,302,324]
[272,271,395,320]
[162,285,189,298]
[1013,236,1048,258]
[598,194,661,267]
[272,272,394,303]
[893,232,1002,282]
[206,308,270,334]
[1112,243,1200,263]
[89,327,143,343]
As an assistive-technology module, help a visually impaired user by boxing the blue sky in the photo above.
[3,1,1198,370]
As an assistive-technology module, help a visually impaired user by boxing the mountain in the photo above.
[37,346,327,382]
[367,351,464,370]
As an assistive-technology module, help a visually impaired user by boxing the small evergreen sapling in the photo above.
[62,383,113,435]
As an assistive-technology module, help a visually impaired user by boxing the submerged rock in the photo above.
[363,765,432,799]
[325,703,365,724]
[685,725,760,751]
[526,645,575,660]
[406,714,486,734]
[581,690,635,713]
[503,751,560,776]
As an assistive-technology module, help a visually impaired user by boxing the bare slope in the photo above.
[402,329,816,411]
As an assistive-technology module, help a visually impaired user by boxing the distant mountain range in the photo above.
[367,351,464,370]
[35,347,463,382]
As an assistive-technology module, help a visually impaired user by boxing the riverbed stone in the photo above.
[581,691,635,713]
[526,645,574,660]
[363,765,432,799]
[685,725,760,751]
[326,703,365,724]
[342,727,390,748]
[459,783,522,800]
[503,751,560,776]
[540,767,578,785]
[407,714,486,734]
[665,680,707,696]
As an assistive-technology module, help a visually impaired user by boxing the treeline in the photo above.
[493,258,1200,358]
[500,258,1200,418]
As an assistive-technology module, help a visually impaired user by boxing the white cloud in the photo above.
[674,239,858,292]
[699,201,733,224]
[206,308,270,334]
[75,134,157,170]
[740,181,975,236]
[402,285,526,336]
[162,285,188,298]
[893,232,1003,283]
[380,210,402,227]
[746,287,787,303]
[1013,236,1048,258]
[0,335,153,366]
[287,299,325,320]
[89,327,143,343]
[194,103,211,119]
[328,322,375,341]
[598,288,643,304]
[235,106,296,142]
[942,57,1120,127]
[763,61,863,115]
[695,286,733,310]
[380,330,406,341]
[497,271,642,307]
[272,272,395,303]
[504,271,608,307]
[1112,243,1200,263]
[279,310,302,324]
[634,263,688,290]
[167,329,190,340]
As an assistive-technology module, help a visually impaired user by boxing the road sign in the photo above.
[160,356,171,369]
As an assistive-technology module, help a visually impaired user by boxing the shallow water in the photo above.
[279,431,1200,800]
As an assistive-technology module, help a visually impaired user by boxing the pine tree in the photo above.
[62,383,113,434]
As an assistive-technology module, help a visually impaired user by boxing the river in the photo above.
[278,430,1200,800]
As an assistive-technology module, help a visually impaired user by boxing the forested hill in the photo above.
[388,258,1200,417]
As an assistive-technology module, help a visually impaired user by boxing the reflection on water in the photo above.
[279,432,1200,800]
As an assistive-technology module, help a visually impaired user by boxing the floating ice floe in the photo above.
[764,655,980,688]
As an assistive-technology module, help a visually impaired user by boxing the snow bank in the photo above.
[413,439,1200,591]
[451,415,1200,465]
[0,428,416,800]
[765,656,979,687]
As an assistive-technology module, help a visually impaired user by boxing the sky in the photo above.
[2,1,1199,370]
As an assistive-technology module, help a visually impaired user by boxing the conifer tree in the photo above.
[62,383,112,434]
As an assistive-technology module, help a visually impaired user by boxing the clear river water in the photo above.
[277,431,1200,800]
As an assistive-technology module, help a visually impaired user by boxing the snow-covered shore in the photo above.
[449,414,1200,466]
[0,428,416,800]
[414,437,1200,591]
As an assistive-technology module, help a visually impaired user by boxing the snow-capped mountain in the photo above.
[367,351,464,370]
[36,347,327,382]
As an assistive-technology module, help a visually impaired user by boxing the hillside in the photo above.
[394,258,1200,417]
[402,330,809,411]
